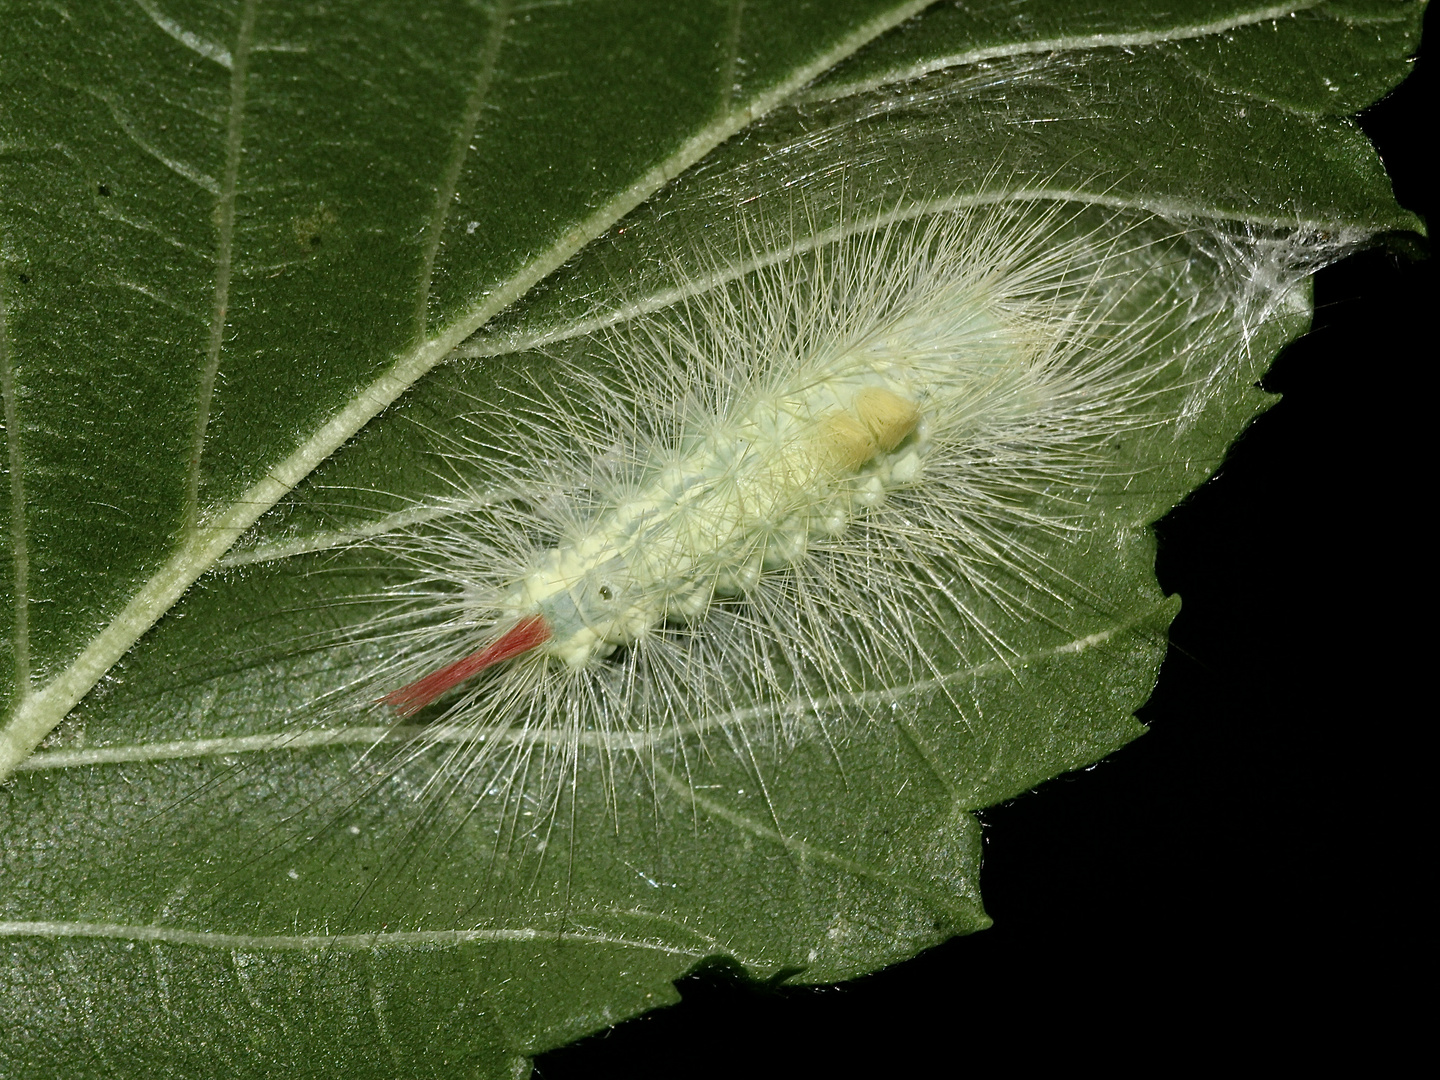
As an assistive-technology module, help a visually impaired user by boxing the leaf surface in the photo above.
[0,1,1423,1074]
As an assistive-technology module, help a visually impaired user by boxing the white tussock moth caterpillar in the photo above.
[356,209,1193,784]
[209,193,1331,921]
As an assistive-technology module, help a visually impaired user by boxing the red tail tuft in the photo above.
[381,615,552,717]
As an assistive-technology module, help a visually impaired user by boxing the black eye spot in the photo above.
[598,585,613,601]
[97,183,111,196]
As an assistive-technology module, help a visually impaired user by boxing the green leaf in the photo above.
[0,1,1423,1074]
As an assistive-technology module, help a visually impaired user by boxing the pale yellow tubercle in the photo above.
[503,362,926,669]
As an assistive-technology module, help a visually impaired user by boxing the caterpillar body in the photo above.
[297,200,1306,854]
[387,213,1065,703]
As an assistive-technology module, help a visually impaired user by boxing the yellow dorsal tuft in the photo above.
[853,386,921,452]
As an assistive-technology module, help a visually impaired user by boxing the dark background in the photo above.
[538,17,1432,1074]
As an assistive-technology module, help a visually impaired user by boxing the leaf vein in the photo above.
[652,763,982,916]
[455,188,1372,365]
[802,0,1331,104]
[0,919,714,958]
[90,90,221,194]
[414,0,513,342]
[134,0,235,70]
[185,0,257,531]
[14,612,1159,773]
[719,0,746,110]
[0,255,28,695]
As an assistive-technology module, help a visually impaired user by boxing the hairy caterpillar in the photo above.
[251,195,1322,893]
